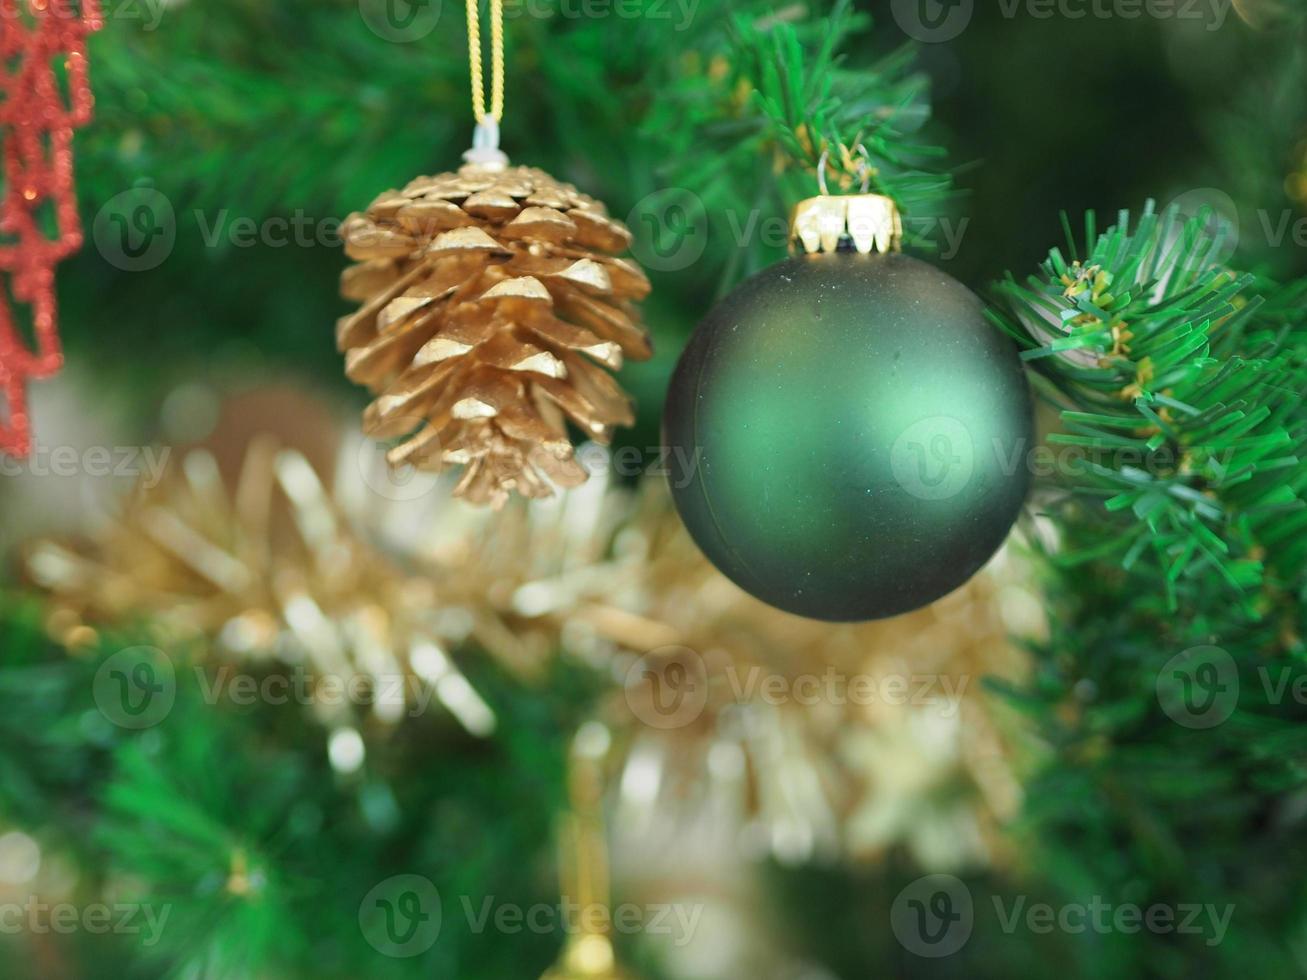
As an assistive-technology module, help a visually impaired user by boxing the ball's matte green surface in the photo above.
[663,252,1033,621]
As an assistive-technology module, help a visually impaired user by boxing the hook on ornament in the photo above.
[815,143,873,197]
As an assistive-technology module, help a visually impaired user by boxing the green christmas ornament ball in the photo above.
[663,249,1033,622]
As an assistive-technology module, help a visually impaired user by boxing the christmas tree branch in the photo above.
[983,205,1307,965]
[990,203,1307,614]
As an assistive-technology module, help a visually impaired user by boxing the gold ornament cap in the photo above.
[540,934,638,980]
[790,192,903,256]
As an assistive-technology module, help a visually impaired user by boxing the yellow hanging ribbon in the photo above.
[466,0,505,124]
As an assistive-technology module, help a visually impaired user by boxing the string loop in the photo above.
[816,143,873,196]
[466,0,504,124]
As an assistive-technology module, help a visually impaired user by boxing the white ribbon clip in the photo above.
[462,116,509,169]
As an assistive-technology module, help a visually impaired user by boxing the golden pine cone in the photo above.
[337,163,652,508]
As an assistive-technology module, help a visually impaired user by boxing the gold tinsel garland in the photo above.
[25,434,498,736]
[24,394,1038,870]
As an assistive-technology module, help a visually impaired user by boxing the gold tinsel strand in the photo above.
[337,163,652,509]
[25,434,499,737]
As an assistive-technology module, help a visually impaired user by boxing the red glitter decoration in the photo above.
[0,0,102,457]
